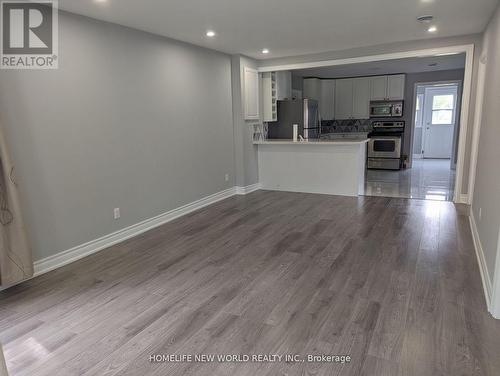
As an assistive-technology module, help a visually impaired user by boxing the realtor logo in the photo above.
[1,0,58,69]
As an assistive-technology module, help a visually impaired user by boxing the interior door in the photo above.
[423,86,458,159]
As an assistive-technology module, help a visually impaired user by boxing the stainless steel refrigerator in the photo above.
[267,99,320,140]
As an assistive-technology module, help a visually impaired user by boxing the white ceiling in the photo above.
[293,54,466,79]
[58,0,499,59]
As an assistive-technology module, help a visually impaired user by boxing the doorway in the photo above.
[413,83,460,160]
[410,81,461,200]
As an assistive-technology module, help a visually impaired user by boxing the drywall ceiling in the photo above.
[292,54,466,79]
[58,0,498,59]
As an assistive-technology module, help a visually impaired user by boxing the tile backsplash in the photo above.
[321,119,372,133]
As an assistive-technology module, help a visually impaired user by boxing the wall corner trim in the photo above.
[235,183,262,195]
[469,212,494,316]
[31,184,261,280]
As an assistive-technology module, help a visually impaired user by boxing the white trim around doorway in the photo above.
[408,80,462,166]
[258,44,476,204]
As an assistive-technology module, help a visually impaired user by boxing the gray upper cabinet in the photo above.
[370,74,405,101]
[387,74,405,100]
[300,74,405,121]
[303,78,321,101]
[275,71,292,100]
[352,77,371,119]
[335,79,354,120]
[320,80,335,121]
[370,76,388,101]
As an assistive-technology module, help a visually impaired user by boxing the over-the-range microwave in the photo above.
[370,100,403,117]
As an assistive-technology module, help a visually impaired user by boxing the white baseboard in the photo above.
[469,212,493,315]
[235,183,262,195]
[32,184,261,279]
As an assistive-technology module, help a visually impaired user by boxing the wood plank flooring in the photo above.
[1,191,500,376]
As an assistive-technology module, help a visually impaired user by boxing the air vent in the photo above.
[417,15,434,23]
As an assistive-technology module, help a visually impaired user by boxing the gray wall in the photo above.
[472,4,500,289]
[0,12,235,261]
[403,69,465,163]
[259,34,483,196]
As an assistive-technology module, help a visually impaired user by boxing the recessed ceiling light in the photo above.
[206,30,216,37]
[417,15,434,23]
[428,26,437,33]
[94,0,107,3]
[262,48,270,54]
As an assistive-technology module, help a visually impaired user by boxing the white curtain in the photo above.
[0,123,33,286]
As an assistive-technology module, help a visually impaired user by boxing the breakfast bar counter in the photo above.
[254,138,369,197]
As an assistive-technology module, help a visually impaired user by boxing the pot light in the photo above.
[206,30,216,37]
[428,26,437,33]
[262,48,270,54]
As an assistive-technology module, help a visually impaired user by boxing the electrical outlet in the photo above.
[114,208,121,220]
[225,173,229,182]
[479,208,482,221]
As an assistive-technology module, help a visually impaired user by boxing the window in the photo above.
[431,94,454,124]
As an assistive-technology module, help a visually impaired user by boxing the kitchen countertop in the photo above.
[254,138,369,146]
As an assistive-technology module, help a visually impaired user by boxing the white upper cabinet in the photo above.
[244,66,259,120]
[370,74,405,101]
[320,80,335,121]
[275,71,292,100]
[335,79,354,120]
[370,76,388,101]
[387,74,405,100]
[352,77,371,119]
[303,78,321,101]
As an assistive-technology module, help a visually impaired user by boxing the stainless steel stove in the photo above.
[367,121,405,170]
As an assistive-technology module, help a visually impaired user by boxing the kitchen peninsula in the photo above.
[254,139,369,196]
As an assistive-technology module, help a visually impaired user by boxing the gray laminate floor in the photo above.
[1,191,499,376]
[364,159,455,201]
